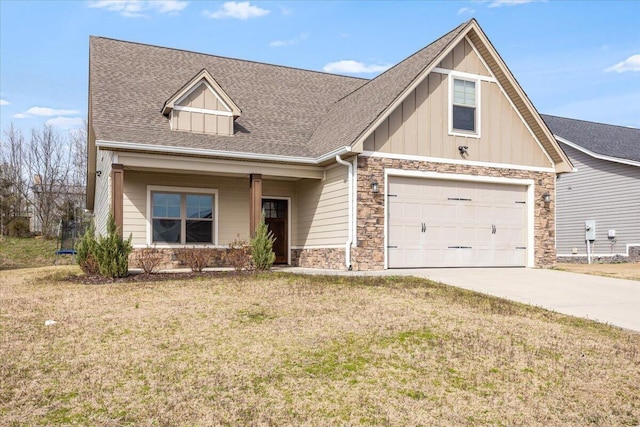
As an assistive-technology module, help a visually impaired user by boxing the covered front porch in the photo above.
[108,151,350,269]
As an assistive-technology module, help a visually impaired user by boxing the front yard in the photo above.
[555,262,640,281]
[1,266,639,426]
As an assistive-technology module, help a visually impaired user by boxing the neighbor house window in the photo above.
[151,191,215,244]
[452,78,477,134]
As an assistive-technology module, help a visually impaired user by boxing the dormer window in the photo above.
[162,69,241,137]
[449,75,480,137]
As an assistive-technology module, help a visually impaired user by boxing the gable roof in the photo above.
[88,19,571,172]
[162,69,242,117]
[542,114,640,165]
[89,36,366,159]
[305,21,468,157]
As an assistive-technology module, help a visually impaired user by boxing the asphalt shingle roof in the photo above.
[89,21,469,160]
[90,37,367,158]
[542,114,640,163]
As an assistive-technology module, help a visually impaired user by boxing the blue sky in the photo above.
[1,0,639,136]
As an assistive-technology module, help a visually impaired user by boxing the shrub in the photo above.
[250,216,275,271]
[75,222,99,275]
[94,215,132,278]
[227,235,251,271]
[176,247,212,272]
[8,218,30,237]
[133,246,163,274]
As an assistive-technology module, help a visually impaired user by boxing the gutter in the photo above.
[95,139,352,166]
[335,154,353,270]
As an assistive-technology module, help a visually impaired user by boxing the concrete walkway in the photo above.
[277,267,640,332]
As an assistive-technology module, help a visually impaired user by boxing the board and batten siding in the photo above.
[294,164,349,247]
[171,82,233,136]
[122,171,298,247]
[94,148,114,236]
[556,143,640,256]
[363,39,550,169]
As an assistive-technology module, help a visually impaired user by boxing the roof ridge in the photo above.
[89,35,369,83]
[542,113,639,131]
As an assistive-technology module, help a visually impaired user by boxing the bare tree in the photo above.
[0,124,28,235]
[1,122,87,238]
[25,125,74,237]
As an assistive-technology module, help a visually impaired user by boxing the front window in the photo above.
[452,78,477,133]
[151,191,214,244]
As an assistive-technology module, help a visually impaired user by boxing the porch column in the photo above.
[111,164,124,238]
[249,173,262,237]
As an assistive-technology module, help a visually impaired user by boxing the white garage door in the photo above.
[388,177,528,268]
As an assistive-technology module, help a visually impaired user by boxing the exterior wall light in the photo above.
[96,170,102,177]
[542,192,551,204]
[371,179,379,194]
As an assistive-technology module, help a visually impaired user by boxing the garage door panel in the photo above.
[388,177,528,268]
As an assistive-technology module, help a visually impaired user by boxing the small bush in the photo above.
[227,235,251,271]
[75,222,99,275]
[95,215,133,278]
[250,216,275,271]
[176,247,212,272]
[8,218,30,238]
[133,246,163,274]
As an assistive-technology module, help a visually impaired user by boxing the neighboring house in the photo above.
[86,19,572,270]
[542,114,640,260]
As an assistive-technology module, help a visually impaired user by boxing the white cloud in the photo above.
[202,1,269,20]
[604,54,640,73]
[46,116,85,130]
[322,60,391,75]
[458,7,476,14]
[489,0,539,7]
[269,33,308,47]
[88,0,188,18]
[13,113,28,119]
[0,99,9,106]
[25,107,80,117]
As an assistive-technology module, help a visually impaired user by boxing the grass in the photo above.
[1,266,639,426]
[0,237,61,270]
[555,262,640,281]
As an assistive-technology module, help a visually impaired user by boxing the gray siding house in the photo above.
[542,115,640,260]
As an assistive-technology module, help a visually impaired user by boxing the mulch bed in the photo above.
[65,270,258,285]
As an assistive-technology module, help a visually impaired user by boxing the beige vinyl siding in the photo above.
[363,40,550,169]
[122,172,299,247]
[556,144,640,256]
[171,82,233,136]
[294,165,348,247]
[94,148,114,236]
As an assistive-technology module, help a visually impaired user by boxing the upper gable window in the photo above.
[450,77,480,137]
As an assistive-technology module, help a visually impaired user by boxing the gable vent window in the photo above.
[452,78,478,134]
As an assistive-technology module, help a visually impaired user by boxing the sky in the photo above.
[1,0,639,138]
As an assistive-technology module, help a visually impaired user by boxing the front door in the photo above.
[262,199,288,264]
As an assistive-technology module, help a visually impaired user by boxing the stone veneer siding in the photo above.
[351,156,557,271]
[291,248,347,270]
[129,248,232,271]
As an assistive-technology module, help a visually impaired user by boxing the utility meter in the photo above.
[585,220,596,241]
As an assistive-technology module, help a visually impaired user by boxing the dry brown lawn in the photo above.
[1,266,639,426]
[555,262,640,281]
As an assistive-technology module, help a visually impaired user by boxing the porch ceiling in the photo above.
[116,151,325,180]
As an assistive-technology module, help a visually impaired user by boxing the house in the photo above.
[542,114,640,261]
[86,19,573,271]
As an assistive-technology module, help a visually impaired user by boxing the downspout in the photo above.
[335,155,353,270]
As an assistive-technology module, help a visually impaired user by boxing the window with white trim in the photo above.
[151,191,215,244]
[451,78,477,134]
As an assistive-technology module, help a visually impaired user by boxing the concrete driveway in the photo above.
[279,267,640,332]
